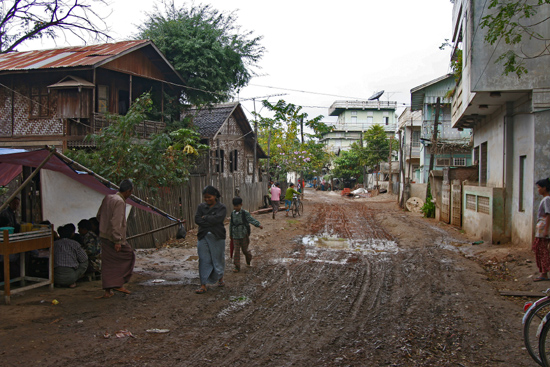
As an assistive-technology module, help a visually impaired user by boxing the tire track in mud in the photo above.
[101,193,531,367]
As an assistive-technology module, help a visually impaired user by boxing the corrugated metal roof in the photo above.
[185,103,267,158]
[187,103,238,138]
[0,40,150,71]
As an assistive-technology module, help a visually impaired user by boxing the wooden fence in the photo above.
[127,174,269,249]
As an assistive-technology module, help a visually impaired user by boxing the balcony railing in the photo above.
[67,114,166,148]
[92,113,166,137]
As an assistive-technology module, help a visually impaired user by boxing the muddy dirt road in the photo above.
[0,189,537,366]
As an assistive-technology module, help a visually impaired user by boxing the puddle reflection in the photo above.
[302,234,399,254]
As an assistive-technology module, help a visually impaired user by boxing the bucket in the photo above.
[0,227,15,234]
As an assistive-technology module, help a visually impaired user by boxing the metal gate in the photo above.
[441,183,451,224]
[451,183,462,227]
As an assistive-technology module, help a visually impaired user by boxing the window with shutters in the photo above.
[30,85,49,118]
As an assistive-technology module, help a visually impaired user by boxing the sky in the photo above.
[20,0,455,124]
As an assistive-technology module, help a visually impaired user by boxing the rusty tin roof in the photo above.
[0,40,152,71]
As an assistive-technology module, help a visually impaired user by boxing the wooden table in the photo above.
[0,228,54,304]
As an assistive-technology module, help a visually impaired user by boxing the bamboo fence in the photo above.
[127,174,269,248]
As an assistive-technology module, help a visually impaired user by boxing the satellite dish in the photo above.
[368,90,384,101]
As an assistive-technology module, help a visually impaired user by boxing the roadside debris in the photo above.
[146,328,170,333]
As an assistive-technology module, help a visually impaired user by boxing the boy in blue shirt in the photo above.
[230,197,263,272]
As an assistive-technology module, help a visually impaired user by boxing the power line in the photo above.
[249,84,373,100]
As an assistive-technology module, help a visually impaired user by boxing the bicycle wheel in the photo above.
[298,201,304,215]
[524,298,550,365]
[538,311,550,366]
[292,201,298,217]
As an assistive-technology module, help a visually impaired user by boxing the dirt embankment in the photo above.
[0,190,540,366]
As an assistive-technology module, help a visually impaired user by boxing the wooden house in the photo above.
[185,103,268,183]
[0,40,184,151]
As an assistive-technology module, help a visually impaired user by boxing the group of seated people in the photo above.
[0,208,102,288]
[52,218,101,288]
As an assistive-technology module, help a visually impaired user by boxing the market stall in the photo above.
[0,227,54,304]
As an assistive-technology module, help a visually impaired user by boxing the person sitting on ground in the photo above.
[78,219,101,273]
[54,224,88,288]
[89,217,100,236]
[230,197,263,273]
[284,183,301,217]
[64,222,83,245]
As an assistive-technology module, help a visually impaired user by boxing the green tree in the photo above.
[66,92,208,190]
[481,0,550,77]
[255,99,331,181]
[363,124,391,169]
[331,144,363,181]
[137,1,264,105]
[0,0,110,53]
[362,124,395,187]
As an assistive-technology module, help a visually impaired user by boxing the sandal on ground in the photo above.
[95,290,114,299]
[195,287,207,294]
[113,287,131,294]
[218,280,225,287]
[534,277,550,282]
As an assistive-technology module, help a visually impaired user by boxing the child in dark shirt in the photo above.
[230,197,263,272]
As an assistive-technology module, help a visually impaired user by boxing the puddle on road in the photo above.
[135,250,199,286]
[302,234,399,255]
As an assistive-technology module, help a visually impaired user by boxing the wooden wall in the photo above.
[127,174,269,249]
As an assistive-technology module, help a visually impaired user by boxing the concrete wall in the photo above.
[470,0,550,93]
[511,113,535,245]
[410,183,427,202]
[462,185,494,242]
[472,108,506,187]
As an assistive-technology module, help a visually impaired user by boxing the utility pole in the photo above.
[428,97,441,174]
[360,131,366,188]
[427,97,441,199]
[243,93,287,183]
[388,136,393,194]
[253,98,258,183]
[398,129,404,206]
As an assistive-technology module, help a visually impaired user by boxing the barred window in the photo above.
[477,196,490,214]
[466,194,476,211]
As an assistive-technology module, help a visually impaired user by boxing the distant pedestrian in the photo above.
[229,197,262,273]
[284,183,301,217]
[194,186,227,294]
[533,178,550,282]
[270,182,282,219]
[96,179,135,298]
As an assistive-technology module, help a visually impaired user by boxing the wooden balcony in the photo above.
[67,114,166,148]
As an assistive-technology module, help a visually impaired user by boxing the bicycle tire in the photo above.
[292,201,298,217]
[538,311,550,366]
[298,201,304,215]
[524,298,550,365]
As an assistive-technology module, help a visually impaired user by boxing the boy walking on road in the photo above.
[230,197,263,272]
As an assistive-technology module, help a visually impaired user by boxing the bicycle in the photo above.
[523,288,550,365]
[291,194,303,217]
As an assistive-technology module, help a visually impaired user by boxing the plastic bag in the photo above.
[176,223,187,239]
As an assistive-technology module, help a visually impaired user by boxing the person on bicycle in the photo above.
[284,183,301,217]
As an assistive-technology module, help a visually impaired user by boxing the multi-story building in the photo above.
[450,0,550,245]
[321,100,398,154]
[397,107,423,183]
[410,74,472,184]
